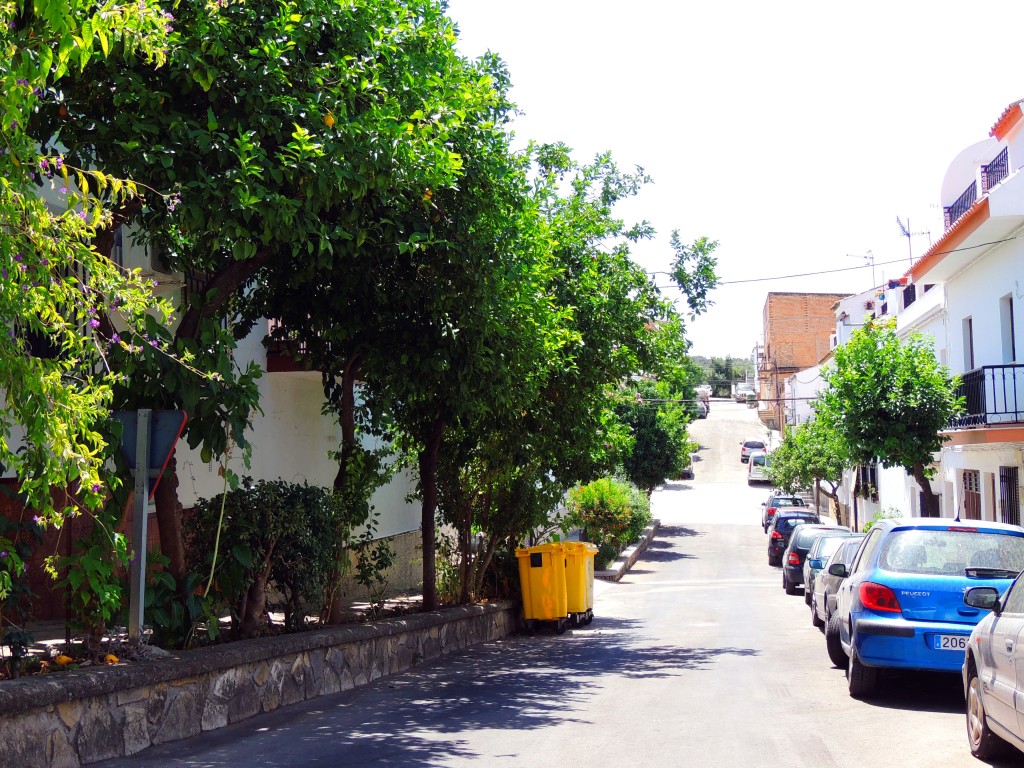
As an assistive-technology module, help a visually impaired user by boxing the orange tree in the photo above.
[816,319,962,517]
[30,0,487,606]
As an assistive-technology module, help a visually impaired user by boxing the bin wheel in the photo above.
[583,610,594,625]
[555,618,568,635]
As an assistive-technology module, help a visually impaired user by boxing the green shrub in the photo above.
[187,479,364,639]
[862,506,904,533]
[565,477,651,553]
[566,478,633,547]
[623,485,653,544]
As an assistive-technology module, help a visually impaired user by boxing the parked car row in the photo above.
[763,498,1024,761]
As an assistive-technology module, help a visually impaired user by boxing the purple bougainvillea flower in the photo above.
[88,318,100,329]
[111,333,121,343]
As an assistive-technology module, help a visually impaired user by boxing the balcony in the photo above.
[982,146,1009,193]
[948,364,1024,428]
[944,179,977,230]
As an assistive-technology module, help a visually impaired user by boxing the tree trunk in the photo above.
[327,356,361,624]
[238,565,271,639]
[419,416,446,611]
[152,457,187,587]
[911,462,941,517]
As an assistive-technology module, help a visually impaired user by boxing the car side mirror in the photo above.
[808,558,823,570]
[964,586,1002,614]
[828,563,848,578]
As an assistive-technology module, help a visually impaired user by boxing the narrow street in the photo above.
[98,400,1022,768]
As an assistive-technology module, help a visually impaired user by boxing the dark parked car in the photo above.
[813,535,865,631]
[830,518,1024,698]
[761,492,807,533]
[767,510,821,566]
[783,527,851,597]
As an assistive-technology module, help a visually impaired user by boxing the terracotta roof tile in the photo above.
[990,99,1024,139]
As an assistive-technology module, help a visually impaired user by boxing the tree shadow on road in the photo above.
[656,525,703,539]
[661,480,694,491]
[105,619,761,767]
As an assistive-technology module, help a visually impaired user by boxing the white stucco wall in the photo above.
[942,236,1024,375]
[939,444,1023,523]
[174,323,422,540]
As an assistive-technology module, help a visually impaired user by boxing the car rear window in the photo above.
[744,441,765,450]
[772,497,804,507]
[779,517,817,533]
[752,454,768,467]
[877,529,1024,576]
[816,536,848,560]
[795,528,831,548]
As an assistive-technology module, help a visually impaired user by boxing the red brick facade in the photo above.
[760,292,850,429]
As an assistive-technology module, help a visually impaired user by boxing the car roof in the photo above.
[871,517,1024,536]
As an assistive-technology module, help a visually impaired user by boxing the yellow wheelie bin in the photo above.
[563,542,597,627]
[515,543,569,634]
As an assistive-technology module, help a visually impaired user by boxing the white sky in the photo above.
[446,0,1024,359]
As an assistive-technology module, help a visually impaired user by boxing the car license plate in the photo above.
[933,634,968,651]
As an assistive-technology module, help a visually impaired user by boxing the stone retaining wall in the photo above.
[0,601,516,767]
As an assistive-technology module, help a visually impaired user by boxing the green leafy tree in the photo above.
[35,0,483,596]
[817,319,962,517]
[615,380,694,495]
[767,412,850,503]
[670,233,718,318]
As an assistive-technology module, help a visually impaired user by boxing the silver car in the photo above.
[963,570,1024,760]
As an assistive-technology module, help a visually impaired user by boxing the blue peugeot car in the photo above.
[829,517,1024,698]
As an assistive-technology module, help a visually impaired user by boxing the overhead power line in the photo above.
[650,235,1022,288]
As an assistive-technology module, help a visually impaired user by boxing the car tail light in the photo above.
[859,581,901,613]
[788,551,800,565]
[767,507,777,516]
[771,530,783,540]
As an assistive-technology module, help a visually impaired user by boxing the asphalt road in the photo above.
[98,400,1024,767]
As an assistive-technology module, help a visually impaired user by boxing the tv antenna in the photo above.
[896,217,932,264]
[846,250,875,288]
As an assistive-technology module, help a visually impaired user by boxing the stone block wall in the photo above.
[0,602,515,767]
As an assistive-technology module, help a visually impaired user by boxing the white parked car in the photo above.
[747,451,771,484]
[734,384,755,403]
[963,570,1024,760]
[740,438,766,463]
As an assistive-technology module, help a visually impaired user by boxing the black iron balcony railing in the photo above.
[982,146,1009,193]
[949,363,1024,428]
[943,179,978,230]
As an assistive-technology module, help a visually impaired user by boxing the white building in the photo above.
[893,100,1024,524]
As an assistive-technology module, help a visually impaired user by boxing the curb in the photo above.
[595,519,660,582]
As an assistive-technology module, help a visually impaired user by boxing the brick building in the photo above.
[759,292,851,430]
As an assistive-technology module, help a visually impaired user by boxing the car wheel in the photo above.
[847,644,877,699]
[967,664,1006,759]
[811,600,824,629]
[825,614,847,667]
[768,554,780,567]
[804,585,813,605]
[784,574,797,595]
